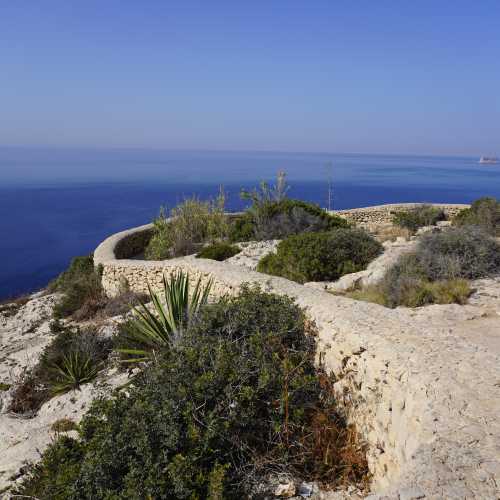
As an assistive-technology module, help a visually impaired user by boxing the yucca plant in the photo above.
[118,271,212,362]
[51,352,101,394]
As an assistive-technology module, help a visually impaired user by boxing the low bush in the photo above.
[15,287,368,499]
[381,264,471,308]
[101,290,149,318]
[230,199,349,242]
[392,204,446,233]
[352,226,499,308]
[8,325,112,414]
[196,241,240,261]
[145,191,229,260]
[258,228,382,283]
[51,255,106,320]
[453,197,500,235]
[415,225,500,280]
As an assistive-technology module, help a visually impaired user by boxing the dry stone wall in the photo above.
[334,203,468,227]
[93,204,498,499]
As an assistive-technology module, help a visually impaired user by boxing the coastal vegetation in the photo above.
[196,241,241,261]
[145,190,229,260]
[144,172,349,260]
[9,323,112,414]
[453,196,500,235]
[50,255,146,320]
[392,204,446,233]
[258,228,382,283]
[348,224,500,308]
[15,281,368,499]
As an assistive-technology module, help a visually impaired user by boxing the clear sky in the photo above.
[1,1,499,156]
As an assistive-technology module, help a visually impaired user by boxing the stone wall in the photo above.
[333,203,469,227]
[93,204,498,499]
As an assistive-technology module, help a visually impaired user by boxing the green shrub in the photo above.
[258,228,382,283]
[392,204,446,233]
[380,255,472,307]
[231,199,349,242]
[356,226,498,308]
[9,325,111,414]
[145,191,229,260]
[51,255,106,320]
[15,287,368,498]
[196,242,240,261]
[14,436,84,500]
[453,197,500,235]
[416,225,500,280]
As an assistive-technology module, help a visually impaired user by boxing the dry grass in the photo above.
[371,223,412,243]
[51,418,78,433]
[343,278,471,309]
[343,286,387,306]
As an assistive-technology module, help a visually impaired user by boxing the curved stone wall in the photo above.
[93,204,498,499]
[334,203,469,227]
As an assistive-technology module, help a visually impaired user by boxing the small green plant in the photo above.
[51,352,101,394]
[393,204,446,233]
[51,255,106,320]
[117,271,212,361]
[9,325,111,414]
[145,190,229,260]
[453,197,500,235]
[51,418,79,433]
[0,382,11,391]
[196,242,240,261]
[240,169,290,206]
[258,228,382,283]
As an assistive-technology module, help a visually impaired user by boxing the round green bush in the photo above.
[230,199,349,242]
[257,228,383,283]
[196,242,241,261]
[453,197,500,235]
[415,225,500,280]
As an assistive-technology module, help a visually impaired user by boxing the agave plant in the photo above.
[118,271,212,362]
[51,352,101,394]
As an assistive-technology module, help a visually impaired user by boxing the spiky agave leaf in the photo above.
[117,270,212,362]
[51,352,101,394]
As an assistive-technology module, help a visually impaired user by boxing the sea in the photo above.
[1,147,500,300]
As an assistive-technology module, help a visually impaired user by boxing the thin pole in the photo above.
[326,161,333,211]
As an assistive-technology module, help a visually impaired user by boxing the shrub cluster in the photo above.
[351,226,500,308]
[50,256,106,320]
[258,228,383,283]
[196,241,241,261]
[392,204,446,233]
[453,196,500,235]
[16,287,368,499]
[231,199,349,242]
[50,256,146,320]
[9,324,111,414]
[145,192,229,260]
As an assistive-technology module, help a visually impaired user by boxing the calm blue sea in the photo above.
[1,148,500,299]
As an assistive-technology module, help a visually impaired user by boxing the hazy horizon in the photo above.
[1,2,499,158]
[0,146,481,186]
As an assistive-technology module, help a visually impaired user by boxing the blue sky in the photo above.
[0,1,499,155]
